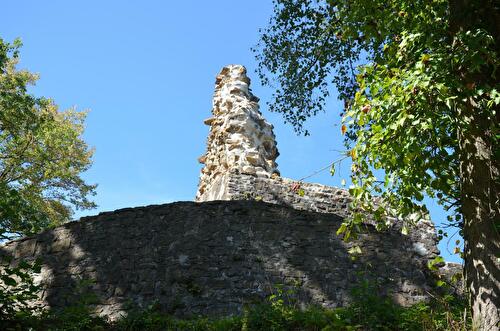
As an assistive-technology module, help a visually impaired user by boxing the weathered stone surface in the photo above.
[196,65,279,201]
[1,201,441,320]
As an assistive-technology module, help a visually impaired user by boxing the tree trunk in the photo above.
[450,1,500,329]
[460,104,500,330]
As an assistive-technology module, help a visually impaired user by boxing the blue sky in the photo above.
[1,1,461,262]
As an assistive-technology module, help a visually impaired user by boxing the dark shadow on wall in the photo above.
[0,200,439,319]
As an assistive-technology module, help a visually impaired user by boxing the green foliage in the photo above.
[39,304,109,331]
[1,274,108,330]
[108,282,469,331]
[3,284,469,330]
[254,0,499,239]
[34,307,108,331]
[0,38,96,239]
[113,303,242,331]
[256,5,500,325]
[0,270,469,330]
[342,26,498,234]
[0,257,43,327]
[42,278,106,331]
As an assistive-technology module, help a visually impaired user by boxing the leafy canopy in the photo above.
[0,39,96,239]
[255,0,499,237]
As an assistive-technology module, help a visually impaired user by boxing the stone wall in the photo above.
[202,171,353,217]
[206,172,439,256]
[1,200,440,320]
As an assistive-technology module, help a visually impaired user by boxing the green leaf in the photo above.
[2,276,17,286]
[427,256,445,271]
[348,246,362,255]
[336,223,347,236]
[436,280,446,287]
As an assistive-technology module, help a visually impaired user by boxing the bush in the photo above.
[1,271,470,331]
[0,257,43,329]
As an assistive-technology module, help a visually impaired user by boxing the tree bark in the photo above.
[459,103,500,330]
[450,1,500,328]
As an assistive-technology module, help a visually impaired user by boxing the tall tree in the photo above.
[255,0,499,329]
[0,39,96,240]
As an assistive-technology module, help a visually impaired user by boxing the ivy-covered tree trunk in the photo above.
[459,103,500,330]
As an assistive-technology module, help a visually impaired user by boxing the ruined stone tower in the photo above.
[196,65,279,201]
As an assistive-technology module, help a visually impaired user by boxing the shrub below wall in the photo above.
[3,285,469,331]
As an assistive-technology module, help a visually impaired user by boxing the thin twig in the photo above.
[298,155,349,182]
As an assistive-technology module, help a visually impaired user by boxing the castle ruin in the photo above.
[0,65,458,320]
